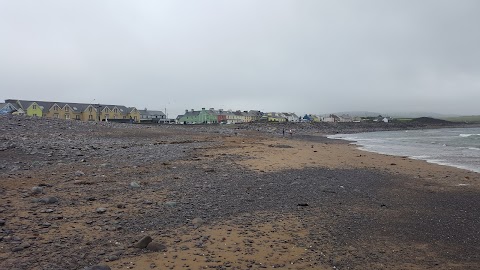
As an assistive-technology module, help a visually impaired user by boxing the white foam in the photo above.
[459,134,480,137]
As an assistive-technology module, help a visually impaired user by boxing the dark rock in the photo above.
[0,219,5,226]
[12,246,24,252]
[84,265,111,270]
[107,254,119,261]
[40,196,59,204]
[297,203,309,207]
[146,242,167,252]
[134,236,153,248]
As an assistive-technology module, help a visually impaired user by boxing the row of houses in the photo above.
[177,108,264,124]
[176,108,304,124]
[1,99,391,124]
[1,99,142,122]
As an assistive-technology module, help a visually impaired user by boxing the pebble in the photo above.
[0,219,5,226]
[95,208,107,214]
[165,201,177,207]
[31,186,43,194]
[192,217,204,227]
[130,181,141,188]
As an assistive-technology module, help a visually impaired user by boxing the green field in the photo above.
[441,115,480,123]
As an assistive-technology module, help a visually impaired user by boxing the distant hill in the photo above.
[331,111,383,117]
[441,115,480,123]
[388,112,459,118]
[330,111,458,118]
[410,117,452,124]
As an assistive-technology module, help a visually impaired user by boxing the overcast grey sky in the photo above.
[1,0,479,117]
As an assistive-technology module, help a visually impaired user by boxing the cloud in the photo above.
[1,0,479,116]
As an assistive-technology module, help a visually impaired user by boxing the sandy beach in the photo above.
[0,116,479,270]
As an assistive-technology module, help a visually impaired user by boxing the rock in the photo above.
[0,219,5,226]
[164,201,177,207]
[75,170,85,176]
[146,242,167,252]
[74,180,94,185]
[130,181,141,188]
[107,254,119,261]
[95,207,107,214]
[191,217,204,226]
[40,196,58,204]
[297,203,309,207]
[31,186,43,194]
[116,203,126,209]
[12,246,24,252]
[134,236,153,248]
[84,266,111,270]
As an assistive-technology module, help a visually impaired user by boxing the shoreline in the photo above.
[326,127,480,174]
[1,117,479,269]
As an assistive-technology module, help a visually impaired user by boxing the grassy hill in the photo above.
[441,115,480,123]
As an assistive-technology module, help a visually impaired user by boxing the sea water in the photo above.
[328,127,480,173]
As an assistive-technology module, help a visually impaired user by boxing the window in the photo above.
[65,114,70,119]
[89,115,93,120]
[54,113,59,118]
[54,106,58,111]
[114,108,117,113]
[65,107,69,112]
[33,114,37,116]
[89,107,92,112]
[76,115,80,120]
[33,105,37,109]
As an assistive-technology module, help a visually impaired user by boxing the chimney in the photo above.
[185,109,188,113]
[201,108,205,111]
[191,109,194,112]
[209,108,214,110]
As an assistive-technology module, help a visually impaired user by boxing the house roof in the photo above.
[138,109,165,116]
[5,99,138,114]
[182,111,200,117]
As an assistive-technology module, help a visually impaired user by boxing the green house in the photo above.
[178,108,218,124]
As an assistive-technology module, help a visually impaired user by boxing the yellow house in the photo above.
[268,116,286,122]
[127,107,140,122]
[25,102,43,117]
[4,99,140,123]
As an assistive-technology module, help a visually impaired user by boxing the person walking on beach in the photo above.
[289,129,293,137]
[282,128,285,137]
